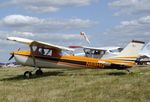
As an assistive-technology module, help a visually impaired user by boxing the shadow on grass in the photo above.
[1,71,64,81]
[1,70,131,81]
[107,71,127,76]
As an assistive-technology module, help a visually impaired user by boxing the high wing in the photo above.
[69,45,121,51]
[82,46,121,51]
[7,37,74,51]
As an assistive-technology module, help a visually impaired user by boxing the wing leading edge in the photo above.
[7,37,74,51]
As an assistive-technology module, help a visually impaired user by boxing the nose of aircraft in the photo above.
[8,48,20,61]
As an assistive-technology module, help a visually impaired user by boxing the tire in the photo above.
[24,71,32,78]
[35,69,43,76]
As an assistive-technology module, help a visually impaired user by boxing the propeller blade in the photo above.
[8,54,14,61]
[8,48,20,61]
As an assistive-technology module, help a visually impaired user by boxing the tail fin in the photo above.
[140,41,150,57]
[116,40,145,60]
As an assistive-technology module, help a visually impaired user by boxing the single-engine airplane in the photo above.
[69,45,123,58]
[7,37,145,78]
[71,32,123,58]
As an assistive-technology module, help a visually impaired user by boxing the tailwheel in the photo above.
[35,69,43,76]
[24,71,32,78]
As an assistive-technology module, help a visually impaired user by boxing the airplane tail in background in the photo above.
[115,40,145,61]
[139,41,150,57]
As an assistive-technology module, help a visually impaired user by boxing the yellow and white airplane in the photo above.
[7,37,145,78]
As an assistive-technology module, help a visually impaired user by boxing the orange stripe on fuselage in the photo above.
[13,50,134,69]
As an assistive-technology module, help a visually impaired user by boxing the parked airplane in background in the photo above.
[69,45,123,59]
[140,41,150,57]
[71,32,123,58]
[7,37,144,78]
[136,41,150,65]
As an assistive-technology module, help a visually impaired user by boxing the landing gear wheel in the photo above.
[24,71,32,78]
[35,69,43,76]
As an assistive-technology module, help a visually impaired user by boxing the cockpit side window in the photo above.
[84,49,91,54]
[84,48,91,57]
[44,49,52,56]
[39,48,52,56]
[33,46,52,56]
[38,48,45,55]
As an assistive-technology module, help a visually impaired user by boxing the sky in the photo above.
[0,0,150,62]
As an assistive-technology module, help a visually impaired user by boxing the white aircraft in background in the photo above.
[75,32,150,64]
[140,41,150,57]
[70,32,123,59]
[136,41,150,65]
[69,45,123,59]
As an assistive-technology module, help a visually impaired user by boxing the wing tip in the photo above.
[132,40,145,44]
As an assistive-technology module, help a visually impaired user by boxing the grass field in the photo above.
[0,66,150,102]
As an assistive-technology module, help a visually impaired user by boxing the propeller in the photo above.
[8,48,21,61]
[8,53,14,61]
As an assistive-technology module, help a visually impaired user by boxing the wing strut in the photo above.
[30,45,37,68]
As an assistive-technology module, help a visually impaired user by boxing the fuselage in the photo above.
[12,50,134,69]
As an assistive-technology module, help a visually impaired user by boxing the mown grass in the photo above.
[0,66,150,102]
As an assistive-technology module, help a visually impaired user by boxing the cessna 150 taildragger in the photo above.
[7,37,145,78]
